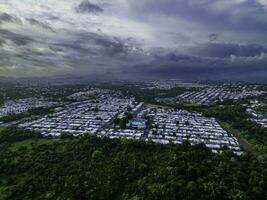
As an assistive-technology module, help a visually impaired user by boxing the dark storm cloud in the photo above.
[0,24,144,76]
[185,43,267,58]
[56,32,142,60]
[127,51,267,81]
[1,0,267,80]
[153,53,202,64]
[208,33,219,42]
[0,13,13,23]
[26,18,54,31]
[0,13,20,24]
[131,0,267,31]
[92,36,143,56]
[0,38,4,46]
[76,1,104,14]
[0,29,34,45]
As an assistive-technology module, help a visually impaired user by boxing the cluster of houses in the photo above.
[127,119,147,129]
[19,94,141,137]
[14,89,245,154]
[247,108,267,128]
[0,98,57,118]
[144,108,242,154]
[141,80,204,90]
[67,88,115,101]
[98,128,144,140]
[176,85,263,105]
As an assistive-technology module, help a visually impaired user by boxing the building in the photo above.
[128,118,147,129]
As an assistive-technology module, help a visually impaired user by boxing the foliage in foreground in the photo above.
[0,129,266,200]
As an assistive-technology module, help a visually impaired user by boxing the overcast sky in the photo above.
[0,0,267,80]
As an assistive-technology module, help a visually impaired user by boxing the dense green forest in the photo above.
[0,128,266,200]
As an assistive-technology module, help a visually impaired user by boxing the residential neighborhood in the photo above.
[19,92,140,137]
[247,108,267,128]
[16,89,242,154]
[0,98,57,118]
[176,84,264,105]
[144,108,241,154]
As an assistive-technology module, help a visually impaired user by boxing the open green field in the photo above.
[7,138,60,151]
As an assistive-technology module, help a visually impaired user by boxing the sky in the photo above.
[0,0,267,81]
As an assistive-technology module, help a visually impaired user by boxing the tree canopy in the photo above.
[0,128,266,200]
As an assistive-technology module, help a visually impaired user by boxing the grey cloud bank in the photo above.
[76,1,104,14]
[0,0,266,81]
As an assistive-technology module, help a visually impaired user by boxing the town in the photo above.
[10,87,242,154]
[145,108,241,154]
[0,81,266,155]
[246,99,267,128]
[0,98,57,118]
[157,84,264,105]
[19,92,143,137]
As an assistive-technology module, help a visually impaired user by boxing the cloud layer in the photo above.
[76,1,104,14]
[0,0,267,81]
